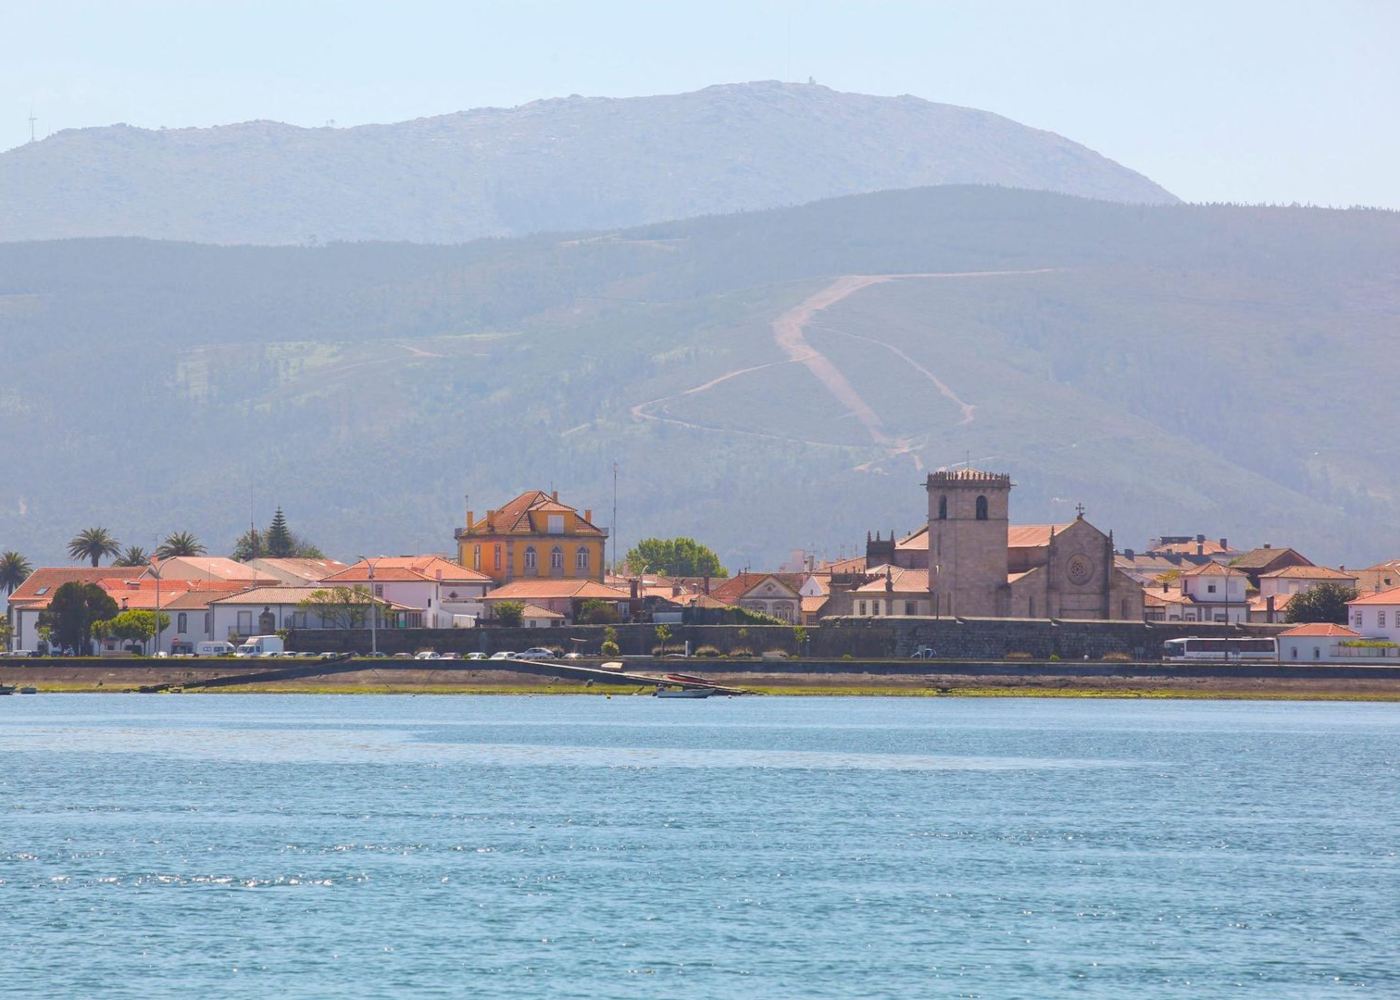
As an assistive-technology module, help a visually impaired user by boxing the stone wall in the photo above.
[290,617,1287,661]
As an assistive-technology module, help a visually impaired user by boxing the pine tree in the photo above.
[266,507,294,557]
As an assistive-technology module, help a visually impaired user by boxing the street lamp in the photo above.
[148,558,163,657]
[359,555,379,655]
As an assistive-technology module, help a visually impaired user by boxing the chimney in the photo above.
[1266,595,1275,621]
[551,490,559,501]
[1196,534,1205,544]
[1123,548,1135,560]
[703,575,711,595]
[1196,541,1204,556]
[1219,538,1228,550]
[466,511,474,530]
[1264,543,1272,549]
[584,509,592,523]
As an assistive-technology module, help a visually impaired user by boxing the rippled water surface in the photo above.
[2,695,1397,998]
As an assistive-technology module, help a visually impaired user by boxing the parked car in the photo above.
[465,652,487,661]
[519,647,556,660]
[195,641,236,657]
[9,650,38,658]
[363,651,389,659]
[318,652,340,660]
[911,646,938,659]
[438,652,460,660]
[296,651,318,658]
[414,651,439,660]
[563,652,583,660]
[392,652,413,660]
[488,651,516,661]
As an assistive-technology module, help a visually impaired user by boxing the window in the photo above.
[237,610,253,633]
[547,514,564,534]
[550,546,563,570]
[576,547,589,571]
[472,545,481,571]
[857,601,867,616]
[1313,648,1320,660]
[289,612,307,628]
[937,496,948,520]
[975,495,988,520]
[524,546,537,570]
[1354,612,1363,627]
[374,583,383,597]
[1207,584,1217,594]
[176,613,187,633]
[494,545,502,571]
[905,601,916,615]
[1290,647,1298,659]
[1381,612,1388,628]
[204,612,212,634]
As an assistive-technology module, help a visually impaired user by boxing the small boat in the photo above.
[0,684,14,696]
[18,687,37,695]
[654,684,716,699]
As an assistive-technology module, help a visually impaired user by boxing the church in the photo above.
[861,468,1144,620]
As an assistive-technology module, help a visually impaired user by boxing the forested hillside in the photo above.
[0,82,1174,245]
[1,185,1396,567]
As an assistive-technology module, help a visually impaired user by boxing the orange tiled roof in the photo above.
[1278,623,1362,637]
[1258,565,1356,580]
[801,594,829,614]
[1247,592,1296,611]
[521,603,565,619]
[147,556,278,583]
[462,490,605,537]
[7,566,145,606]
[708,572,804,603]
[1150,540,1235,556]
[896,527,928,550]
[1007,524,1073,549]
[481,580,630,601]
[1229,547,1314,571]
[323,556,490,585]
[854,566,929,593]
[1181,561,1245,577]
[1347,586,1400,607]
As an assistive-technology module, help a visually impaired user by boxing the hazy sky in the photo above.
[5,0,1397,207]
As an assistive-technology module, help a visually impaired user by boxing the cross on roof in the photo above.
[1075,502,1086,518]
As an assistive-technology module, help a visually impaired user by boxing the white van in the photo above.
[195,641,237,657]
[234,635,285,657]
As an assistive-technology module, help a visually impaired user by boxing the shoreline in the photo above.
[6,664,1400,701]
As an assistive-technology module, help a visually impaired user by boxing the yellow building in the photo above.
[455,490,608,584]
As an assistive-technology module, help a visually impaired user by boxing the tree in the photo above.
[266,507,295,557]
[600,625,620,657]
[0,551,32,594]
[67,527,121,567]
[38,582,118,653]
[575,598,619,625]
[297,587,371,631]
[1285,583,1359,625]
[94,609,169,652]
[155,531,206,559]
[494,601,525,627]
[231,527,264,562]
[623,537,728,578]
[654,623,673,654]
[113,545,150,568]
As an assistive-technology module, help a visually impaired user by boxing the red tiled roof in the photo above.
[854,566,929,593]
[896,527,928,550]
[1229,547,1314,571]
[1247,592,1296,611]
[148,556,278,583]
[1278,623,1362,637]
[1150,540,1235,556]
[1181,562,1245,577]
[8,567,147,607]
[209,586,415,610]
[521,603,565,619]
[1007,524,1073,549]
[707,573,804,603]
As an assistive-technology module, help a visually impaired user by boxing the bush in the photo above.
[600,640,620,657]
[1005,651,1034,660]
[728,647,753,658]
[1048,653,1061,662]
[694,645,721,658]
[841,652,853,660]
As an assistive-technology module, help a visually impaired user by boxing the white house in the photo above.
[320,556,493,628]
[1177,563,1250,623]
[1277,623,1365,662]
[1346,587,1400,647]
[1250,565,1359,622]
[208,587,416,641]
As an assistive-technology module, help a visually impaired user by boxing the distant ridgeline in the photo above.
[0,82,1175,245]
[0,185,1396,567]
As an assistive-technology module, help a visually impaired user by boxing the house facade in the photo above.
[320,556,492,628]
[456,490,607,584]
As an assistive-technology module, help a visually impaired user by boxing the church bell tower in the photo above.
[926,469,1011,617]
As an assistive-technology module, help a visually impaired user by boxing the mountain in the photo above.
[2,185,1397,569]
[0,82,1175,245]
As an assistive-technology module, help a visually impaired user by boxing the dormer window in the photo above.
[547,515,564,534]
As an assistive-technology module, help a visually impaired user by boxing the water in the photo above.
[2,695,1397,998]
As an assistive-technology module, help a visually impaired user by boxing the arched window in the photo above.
[975,495,989,520]
[550,546,563,570]
[938,496,948,520]
[576,547,589,571]
[524,546,537,570]
[176,612,187,633]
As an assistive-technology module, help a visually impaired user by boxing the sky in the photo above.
[4,0,1398,208]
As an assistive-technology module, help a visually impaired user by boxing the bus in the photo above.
[1162,637,1278,662]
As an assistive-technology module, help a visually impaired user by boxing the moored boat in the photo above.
[654,684,716,699]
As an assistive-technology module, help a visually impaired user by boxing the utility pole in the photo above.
[611,461,619,575]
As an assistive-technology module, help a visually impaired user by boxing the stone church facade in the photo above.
[924,468,1144,621]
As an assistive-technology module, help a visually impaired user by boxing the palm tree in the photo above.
[0,551,32,594]
[67,527,121,567]
[113,545,150,568]
[155,531,206,559]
